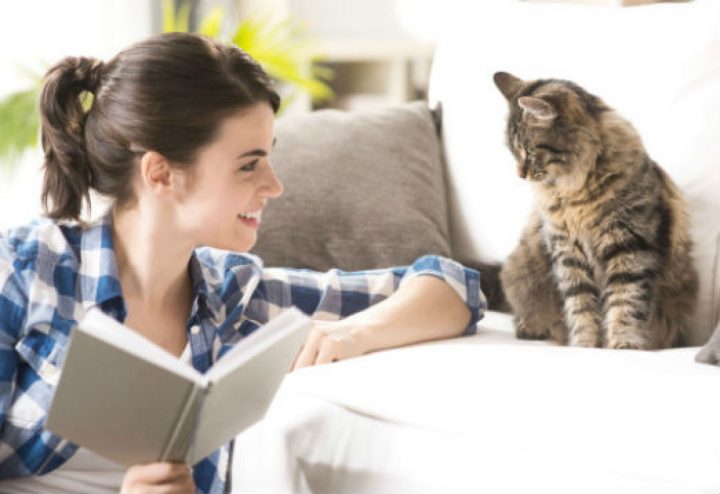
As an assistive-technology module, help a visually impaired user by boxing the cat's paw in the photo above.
[695,322,720,366]
[606,336,651,350]
[569,332,601,348]
[607,341,641,350]
[515,319,550,340]
[695,343,720,366]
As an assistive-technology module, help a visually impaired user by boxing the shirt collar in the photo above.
[78,212,126,318]
[77,212,259,327]
[188,249,223,323]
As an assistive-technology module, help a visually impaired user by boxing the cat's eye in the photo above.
[536,144,566,154]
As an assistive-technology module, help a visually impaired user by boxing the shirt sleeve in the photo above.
[0,247,25,459]
[253,255,485,335]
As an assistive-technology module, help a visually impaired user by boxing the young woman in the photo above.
[0,33,483,494]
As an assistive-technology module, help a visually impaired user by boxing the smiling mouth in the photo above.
[238,210,263,229]
[238,210,262,221]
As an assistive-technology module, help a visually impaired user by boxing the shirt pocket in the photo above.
[15,326,65,386]
[6,329,63,428]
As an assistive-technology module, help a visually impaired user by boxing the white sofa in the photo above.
[233,1,720,492]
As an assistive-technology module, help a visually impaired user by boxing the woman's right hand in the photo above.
[120,462,195,494]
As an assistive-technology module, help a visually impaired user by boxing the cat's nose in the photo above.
[517,161,529,179]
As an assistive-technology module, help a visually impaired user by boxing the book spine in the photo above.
[161,383,203,462]
[185,382,212,465]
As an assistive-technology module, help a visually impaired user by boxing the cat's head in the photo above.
[493,71,607,189]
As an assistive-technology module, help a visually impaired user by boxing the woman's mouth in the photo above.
[238,210,262,229]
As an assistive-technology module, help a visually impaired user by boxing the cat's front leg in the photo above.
[548,234,603,347]
[501,219,567,344]
[601,246,660,350]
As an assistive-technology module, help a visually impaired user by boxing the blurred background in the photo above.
[0,0,671,229]
[0,0,439,229]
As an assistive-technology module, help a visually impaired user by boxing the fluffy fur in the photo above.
[495,72,698,349]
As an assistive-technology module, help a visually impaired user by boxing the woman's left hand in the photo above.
[291,319,372,370]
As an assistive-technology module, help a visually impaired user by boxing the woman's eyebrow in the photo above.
[237,137,277,158]
[238,149,266,158]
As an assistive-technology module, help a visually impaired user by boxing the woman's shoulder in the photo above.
[192,247,266,288]
[2,217,83,262]
[194,247,264,270]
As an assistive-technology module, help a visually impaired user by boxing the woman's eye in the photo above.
[239,160,259,172]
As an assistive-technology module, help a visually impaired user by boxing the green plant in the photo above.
[0,71,42,168]
[161,0,333,112]
[0,1,333,167]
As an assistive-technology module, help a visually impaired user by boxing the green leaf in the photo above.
[161,0,176,33]
[162,0,191,33]
[0,86,41,168]
[175,1,192,33]
[198,7,224,38]
[231,15,334,105]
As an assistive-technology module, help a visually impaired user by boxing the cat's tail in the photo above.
[461,260,508,313]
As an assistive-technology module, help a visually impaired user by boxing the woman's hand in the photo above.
[121,462,195,494]
[290,276,471,371]
[291,319,372,370]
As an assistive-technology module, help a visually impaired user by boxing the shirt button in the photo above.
[191,325,201,335]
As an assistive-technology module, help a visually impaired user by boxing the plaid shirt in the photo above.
[0,213,484,494]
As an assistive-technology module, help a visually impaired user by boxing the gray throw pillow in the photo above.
[251,101,451,272]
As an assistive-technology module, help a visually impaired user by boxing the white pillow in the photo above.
[713,233,720,330]
[430,0,720,345]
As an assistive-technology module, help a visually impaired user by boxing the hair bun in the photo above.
[74,57,105,93]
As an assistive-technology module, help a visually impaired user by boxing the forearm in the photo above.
[348,275,473,354]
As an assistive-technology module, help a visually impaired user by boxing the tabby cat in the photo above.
[494,71,698,349]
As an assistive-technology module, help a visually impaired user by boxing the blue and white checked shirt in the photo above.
[0,213,484,494]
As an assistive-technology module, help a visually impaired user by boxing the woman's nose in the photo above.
[262,162,284,198]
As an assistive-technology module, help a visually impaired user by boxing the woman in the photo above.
[0,33,483,494]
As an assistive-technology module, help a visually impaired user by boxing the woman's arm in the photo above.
[292,274,473,369]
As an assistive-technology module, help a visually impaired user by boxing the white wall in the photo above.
[0,0,153,230]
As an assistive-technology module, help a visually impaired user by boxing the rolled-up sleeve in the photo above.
[258,255,485,335]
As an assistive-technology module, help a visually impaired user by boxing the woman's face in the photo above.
[173,102,283,252]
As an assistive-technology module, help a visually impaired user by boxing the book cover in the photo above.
[46,307,311,467]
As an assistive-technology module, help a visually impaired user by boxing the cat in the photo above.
[494,71,698,349]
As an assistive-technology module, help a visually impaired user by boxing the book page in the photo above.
[46,315,202,466]
[188,308,312,463]
[80,308,205,384]
[206,308,310,382]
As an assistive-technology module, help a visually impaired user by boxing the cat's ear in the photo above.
[518,96,558,121]
[493,72,525,101]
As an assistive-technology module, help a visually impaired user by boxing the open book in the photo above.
[46,307,311,467]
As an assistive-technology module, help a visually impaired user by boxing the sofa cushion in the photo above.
[251,102,451,272]
[235,311,720,490]
[429,0,720,345]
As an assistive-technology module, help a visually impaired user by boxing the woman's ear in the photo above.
[139,151,172,193]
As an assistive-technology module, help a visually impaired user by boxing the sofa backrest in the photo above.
[429,0,720,345]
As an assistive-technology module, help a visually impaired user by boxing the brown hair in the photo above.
[39,32,281,221]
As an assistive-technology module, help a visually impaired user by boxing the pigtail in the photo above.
[39,57,104,221]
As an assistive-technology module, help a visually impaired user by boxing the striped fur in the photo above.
[494,72,698,349]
